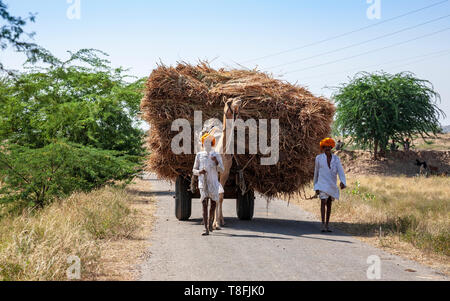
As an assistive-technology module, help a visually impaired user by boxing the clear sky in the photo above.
[2,0,450,125]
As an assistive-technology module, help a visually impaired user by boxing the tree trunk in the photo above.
[374,139,379,160]
[379,144,386,157]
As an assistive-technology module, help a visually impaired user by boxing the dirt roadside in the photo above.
[96,178,157,281]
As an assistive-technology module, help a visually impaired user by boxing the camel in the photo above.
[213,98,242,230]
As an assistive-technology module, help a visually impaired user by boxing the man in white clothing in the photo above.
[314,138,347,233]
[193,133,225,236]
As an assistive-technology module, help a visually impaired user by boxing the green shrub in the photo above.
[0,49,146,158]
[0,141,140,207]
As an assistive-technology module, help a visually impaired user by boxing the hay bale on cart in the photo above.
[140,62,335,220]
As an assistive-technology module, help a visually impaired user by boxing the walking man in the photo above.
[314,138,347,233]
[193,133,224,236]
[403,138,411,151]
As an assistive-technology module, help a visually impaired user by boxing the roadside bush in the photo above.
[0,141,140,208]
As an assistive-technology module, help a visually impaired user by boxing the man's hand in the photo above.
[199,170,207,175]
[340,183,346,190]
[315,190,320,196]
[211,156,219,165]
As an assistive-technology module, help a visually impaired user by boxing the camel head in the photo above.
[225,98,242,117]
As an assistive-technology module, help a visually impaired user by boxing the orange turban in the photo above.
[201,133,216,147]
[320,138,336,150]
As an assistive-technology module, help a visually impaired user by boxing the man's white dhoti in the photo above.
[193,150,224,202]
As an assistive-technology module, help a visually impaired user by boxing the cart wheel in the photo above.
[236,189,254,220]
[175,176,192,221]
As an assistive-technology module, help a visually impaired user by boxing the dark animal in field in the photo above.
[415,160,439,176]
[335,140,345,151]
[416,160,428,177]
[416,159,427,168]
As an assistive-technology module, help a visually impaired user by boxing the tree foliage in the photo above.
[0,0,54,73]
[333,71,445,158]
[0,2,147,208]
[0,48,146,157]
[0,141,138,207]
[0,49,147,206]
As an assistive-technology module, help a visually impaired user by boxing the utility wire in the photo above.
[265,14,450,71]
[296,49,450,82]
[239,0,449,64]
[283,27,450,75]
[385,50,450,70]
[307,51,450,93]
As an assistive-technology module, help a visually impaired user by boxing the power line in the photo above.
[387,50,450,69]
[264,14,450,71]
[296,49,450,82]
[307,51,450,91]
[284,27,450,75]
[239,0,449,64]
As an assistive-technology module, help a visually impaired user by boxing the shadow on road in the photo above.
[127,189,173,198]
[185,217,354,244]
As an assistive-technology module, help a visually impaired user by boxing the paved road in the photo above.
[139,174,447,281]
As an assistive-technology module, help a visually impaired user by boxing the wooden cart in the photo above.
[174,162,254,221]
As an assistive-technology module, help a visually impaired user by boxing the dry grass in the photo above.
[96,179,157,280]
[0,180,156,281]
[293,175,449,275]
[338,133,450,152]
[414,133,450,151]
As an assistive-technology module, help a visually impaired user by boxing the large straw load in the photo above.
[140,62,335,198]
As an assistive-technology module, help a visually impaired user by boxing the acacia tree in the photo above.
[333,71,444,159]
[0,49,147,206]
[0,2,147,207]
[0,48,146,157]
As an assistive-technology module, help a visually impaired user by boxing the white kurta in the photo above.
[192,150,225,202]
[313,153,347,200]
